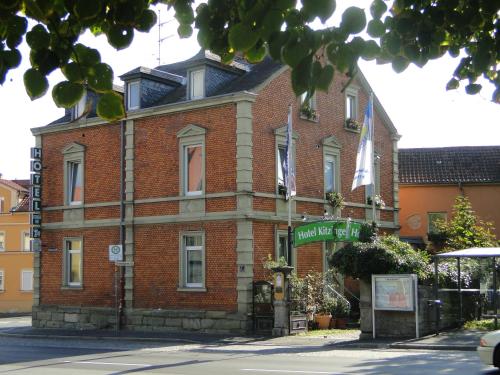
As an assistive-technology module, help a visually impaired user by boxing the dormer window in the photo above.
[72,92,87,120]
[127,81,140,110]
[189,69,205,99]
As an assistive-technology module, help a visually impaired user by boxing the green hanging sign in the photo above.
[294,220,362,247]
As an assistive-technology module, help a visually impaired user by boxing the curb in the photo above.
[0,330,207,344]
[0,329,479,351]
[389,342,476,351]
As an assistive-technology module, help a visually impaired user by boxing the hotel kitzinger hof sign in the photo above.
[294,220,362,247]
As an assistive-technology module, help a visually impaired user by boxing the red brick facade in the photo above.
[33,55,398,332]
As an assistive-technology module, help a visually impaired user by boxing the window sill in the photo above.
[61,286,83,291]
[299,114,319,123]
[20,290,33,293]
[177,287,207,292]
[344,126,361,133]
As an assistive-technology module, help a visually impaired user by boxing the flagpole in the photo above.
[370,92,376,223]
[287,104,293,266]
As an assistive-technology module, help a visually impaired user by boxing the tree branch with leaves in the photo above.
[0,0,498,121]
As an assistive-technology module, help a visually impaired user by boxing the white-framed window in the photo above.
[428,212,447,234]
[0,270,4,291]
[322,135,342,196]
[324,155,336,194]
[346,93,357,120]
[180,232,205,288]
[68,161,83,205]
[189,69,205,99]
[73,91,87,119]
[274,126,297,195]
[184,144,203,196]
[277,144,287,188]
[22,232,30,252]
[127,81,140,110]
[365,153,381,220]
[177,125,206,198]
[276,230,295,267]
[300,92,317,110]
[63,143,85,207]
[64,238,82,287]
[21,269,33,291]
[0,231,5,251]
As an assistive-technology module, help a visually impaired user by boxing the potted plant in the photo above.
[325,192,345,211]
[366,194,385,209]
[300,105,318,121]
[314,296,336,330]
[331,297,350,329]
[345,118,361,131]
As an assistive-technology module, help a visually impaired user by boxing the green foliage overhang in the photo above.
[0,0,498,121]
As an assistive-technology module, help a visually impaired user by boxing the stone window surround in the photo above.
[0,269,3,291]
[20,269,33,291]
[62,143,86,207]
[322,135,342,195]
[274,126,298,196]
[275,228,296,268]
[127,80,141,110]
[0,196,4,213]
[62,237,83,289]
[177,125,206,197]
[178,231,206,291]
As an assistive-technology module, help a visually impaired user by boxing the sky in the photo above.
[0,3,498,180]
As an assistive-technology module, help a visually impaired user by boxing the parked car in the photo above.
[478,330,500,367]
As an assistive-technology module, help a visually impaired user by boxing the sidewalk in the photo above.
[0,316,483,351]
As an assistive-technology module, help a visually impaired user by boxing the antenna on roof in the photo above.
[157,9,174,65]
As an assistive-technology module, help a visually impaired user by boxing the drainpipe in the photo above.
[118,120,126,329]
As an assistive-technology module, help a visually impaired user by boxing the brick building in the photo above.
[31,51,400,332]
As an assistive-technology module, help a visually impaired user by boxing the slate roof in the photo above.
[399,146,500,184]
[46,50,283,126]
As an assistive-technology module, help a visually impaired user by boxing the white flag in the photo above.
[352,96,374,191]
[285,105,296,199]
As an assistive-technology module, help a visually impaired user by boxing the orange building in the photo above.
[399,146,500,249]
[0,178,33,312]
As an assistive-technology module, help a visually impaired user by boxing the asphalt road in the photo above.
[0,335,496,375]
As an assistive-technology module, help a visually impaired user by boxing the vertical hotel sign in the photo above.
[30,147,42,251]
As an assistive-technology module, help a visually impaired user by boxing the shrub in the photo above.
[330,235,431,282]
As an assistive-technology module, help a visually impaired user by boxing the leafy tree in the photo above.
[429,195,498,251]
[330,235,431,282]
[0,0,498,121]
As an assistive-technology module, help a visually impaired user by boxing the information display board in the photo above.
[371,274,419,339]
[373,275,415,311]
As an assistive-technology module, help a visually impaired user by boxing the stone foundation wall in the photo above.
[32,305,250,334]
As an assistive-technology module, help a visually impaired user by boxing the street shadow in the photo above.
[338,350,490,375]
